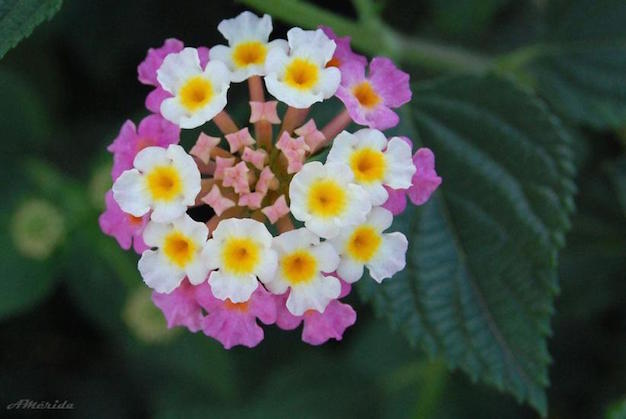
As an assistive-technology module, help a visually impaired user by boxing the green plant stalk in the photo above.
[238,0,491,73]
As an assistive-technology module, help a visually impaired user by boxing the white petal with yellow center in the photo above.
[264,28,340,108]
[289,161,371,239]
[210,11,288,82]
[138,214,210,293]
[327,129,416,205]
[203,218,277,303]
[266,228,341,315]
[330,207,408,283]
[112,145,201,223]
[157,48,231,129]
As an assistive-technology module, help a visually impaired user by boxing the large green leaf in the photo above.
[502,0,626,129]
[0,0,62,59]
[359,75,576,415]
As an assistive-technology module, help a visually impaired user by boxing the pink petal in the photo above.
[214,157,236,180]
[407,148,442,206]
[145,87,172,114]
[190,133,221,164]
[301,300,357,345]
[201,185,236,216]
[241,147,268,170]
[137,38,184,86]
[294,119,326,151]
[261,195,290,224]
[255,167,278,194]
[151,279,205,332]
[319,26,368,70]
[99,190,149,254]
[275,292,302,330]
[249,101,281,124]
[238,191,265,209]
[382,186,408,215]
[225,127,256,153]
[369,57,411,108]
[223,161,251,194]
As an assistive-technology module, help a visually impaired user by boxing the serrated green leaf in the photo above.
[503,0,626,129]
[0,0,62,59]
[359,75,575,416]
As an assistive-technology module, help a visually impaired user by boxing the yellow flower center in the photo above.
[281,250,318,285]
[232,41,267,68]
[284,58,319,90]
[346,225,382,262]
[179,76,213,111]
[221,237,261,275]
[146,165,182,201]
[350,147,387,184]
[163,231,197,267]
[307,179,347,218]
[223,299,250,312]
[352,81,381,108]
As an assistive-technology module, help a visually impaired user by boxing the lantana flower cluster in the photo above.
[99,12,441,348]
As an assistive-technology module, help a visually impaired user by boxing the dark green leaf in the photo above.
[502,0,626,129]
[0,0,62,59]
[359,74,576,416]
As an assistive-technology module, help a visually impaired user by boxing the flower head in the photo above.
[112,144,201,222]
[289,161,371,239]
[327,129,415,205]
[265,228,341,315]
[203,218,277,303]
[157,48,231,128]
[265,28,340,108]
[330,207,408,283]
[139,213,211,293]
[336,57,411,130]
[211,11,288,82]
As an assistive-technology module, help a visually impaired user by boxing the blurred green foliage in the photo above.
[0,0,625,418]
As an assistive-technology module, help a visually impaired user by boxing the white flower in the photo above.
[203,218,278,303]
[157,47,231,128]
[289,161,372,239]
[266,228,341,315]
[330,207,408,283]
[264,28,340,108]
[138,214,210,293]
[326,129,416,205]
[210,11,288,82]
[112,145,201,223]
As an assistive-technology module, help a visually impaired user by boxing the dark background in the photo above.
[0,1,625,418]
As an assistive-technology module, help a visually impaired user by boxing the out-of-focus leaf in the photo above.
[606,399,626,419]
[0,0,62,59]
[502,0,626,129]
[359,75,576,416]
[430,0,510,37]
[606,155,626,216]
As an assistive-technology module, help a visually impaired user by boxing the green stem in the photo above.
[238,0,491,73]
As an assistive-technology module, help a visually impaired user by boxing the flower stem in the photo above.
[319,109,351,150]
[213,111,239,135]
[281,106,309,135]
[248,76,273,150]
[239,0,491,73]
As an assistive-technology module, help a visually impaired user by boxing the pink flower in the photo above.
[383,147,442,215]
[197,284,277,349]
[201,185,236,216]
[261,195,289,224]
[107,114,180,180]
[223,161,251,194]
[249,101,281,124]
[294,119,326,152]
[336,57,411,130]
[99,190,148,254]
[242,147,268,170]
[190,133,221,164]
[137,38,209,113]
[276,131,310,174]
[225,127,255,153]
[319,26,367,71]
[255,167,277,194]
[275,278,356,345]
[239,191,265,209]
[214,156,236,180]
[152,279,205,332]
